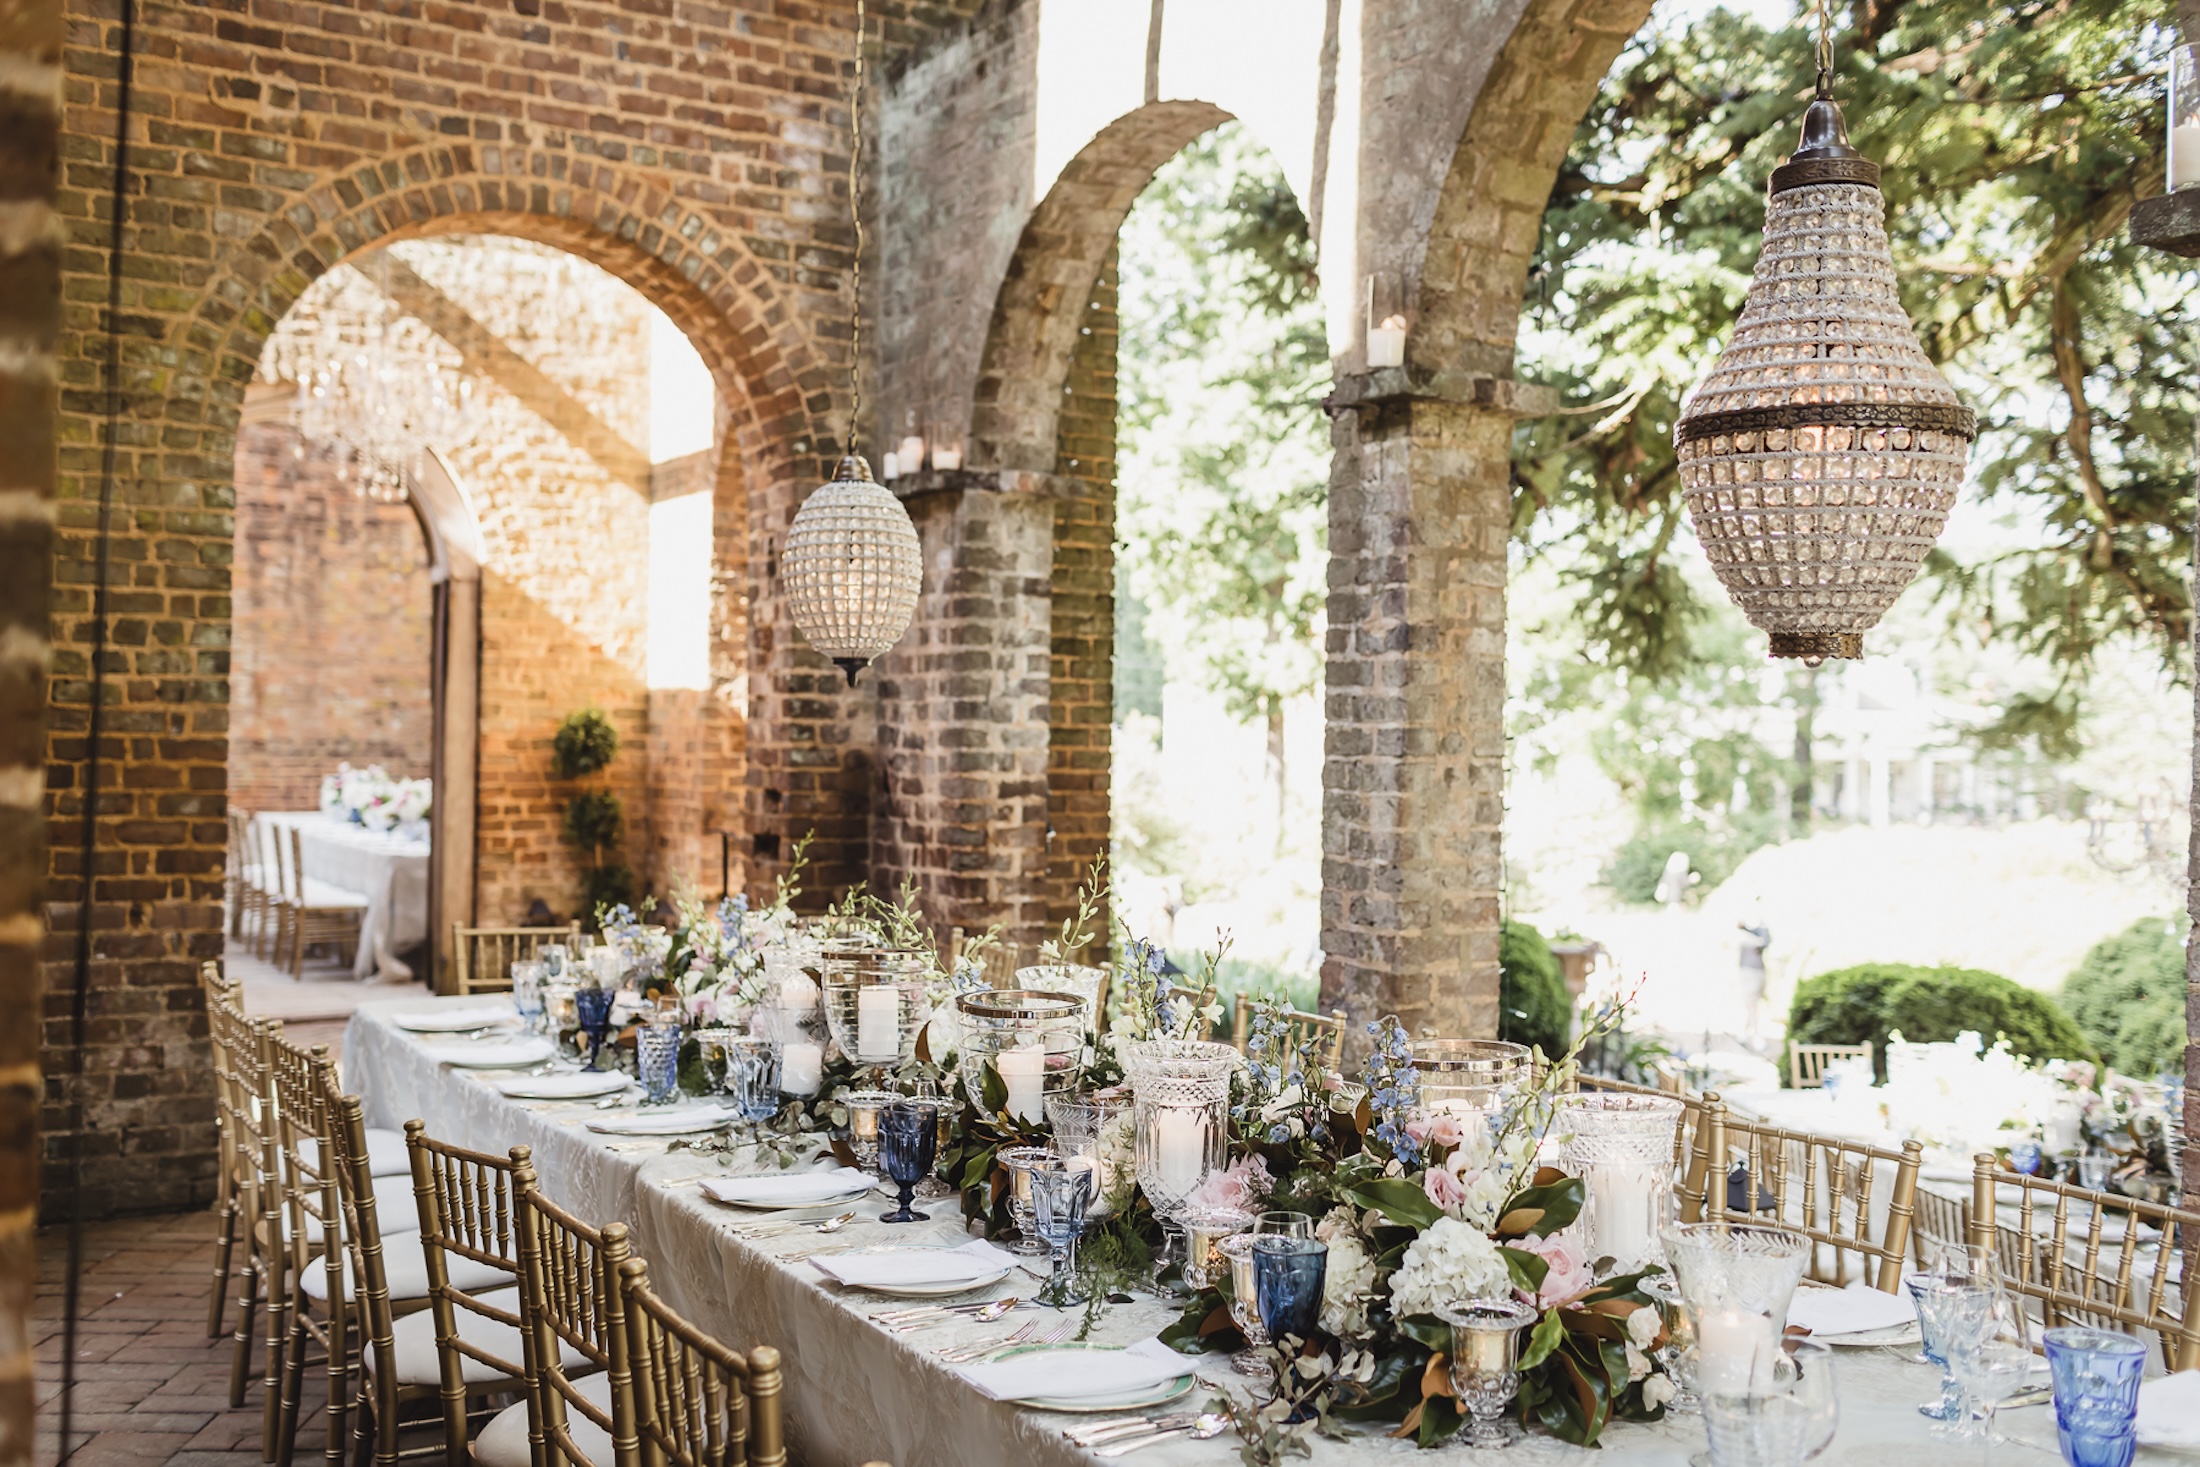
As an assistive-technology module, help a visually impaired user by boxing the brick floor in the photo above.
[37,1211,332,1467]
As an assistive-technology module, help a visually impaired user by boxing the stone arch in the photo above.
[966,101,1234,474]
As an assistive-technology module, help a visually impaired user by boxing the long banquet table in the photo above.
[345,997,2186,1467]
[265,812,430,980]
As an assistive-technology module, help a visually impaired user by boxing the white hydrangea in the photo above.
[1388,1216,1512,1321]
[1316,1207,1379,1337]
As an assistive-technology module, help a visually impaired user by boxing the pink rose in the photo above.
[1511,1231,1594,1307]
[1423,1165,1469,1213]
[1423,1112,1465,1151]
[1185,1155,1273,1214]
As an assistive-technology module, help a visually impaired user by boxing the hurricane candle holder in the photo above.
[843,1089,895,1174]
[755,1005,825,1097]
[822,943,934,1077]
[545,984,579,1060]
[1410,1039,1530,1126]
[2175,46,2200,193]
[1558,1093,1683,1275]
[1125,1039,1239,1296]
[1440,1298,1539,1449]
[1015,962,1107,1034]
[1667,1223,1811,1397]
[955,990,1084,1123]
[1046,1090,1135,1220]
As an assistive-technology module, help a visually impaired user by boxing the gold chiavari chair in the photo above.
[1229,993,1348,1073]
[1912,1187,1970,1266]
[448,922,584,996]
[227,809,270,946]
[203,960,243,1338]
[275,824,368,978]
[620,1256,789,1467]
[1696,1097,1923,1291]
[472,1171,640,1467]
[1967,1152,2200,1372]
[401,1120,590,1467]
[210,998,281,1409]
[1788,1042,1873,1090]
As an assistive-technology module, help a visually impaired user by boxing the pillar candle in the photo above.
[779,1040,823,1096]
[2174,122,2200,189]
[996,1046,1045,1123]
[930,447,962,470]
[898,433,925,469]
[1367,314,1408,368]
[856,984,900,1063]
[1696,1309,1779,1395]
[1589,1164,1658,1269]
[1155,1108,1204,1197]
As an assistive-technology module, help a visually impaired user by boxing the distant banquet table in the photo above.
[263,812,429,981]
[340,998,2186,1467]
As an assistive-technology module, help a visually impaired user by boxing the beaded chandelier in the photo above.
[1674,12,1974,663]
[783,0,922,685]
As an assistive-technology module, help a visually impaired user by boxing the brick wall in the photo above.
[228,419,433,816]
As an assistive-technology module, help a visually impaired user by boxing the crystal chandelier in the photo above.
[1673,2,1974,663]
[266,262,482,504]
[781,0,922,684]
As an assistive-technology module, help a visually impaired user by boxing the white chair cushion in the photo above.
[475,1369,615,1467]
[303,1127,411,1179]
[282,1173,421,1245]
[297,1231,512,1304]
[389,1286,597,1387]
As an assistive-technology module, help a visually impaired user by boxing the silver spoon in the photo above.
[887,1296,1021,1332]
[1096,1415,1231,1456]
[734,1212,857,1239]
[1071,1414,1198,1446]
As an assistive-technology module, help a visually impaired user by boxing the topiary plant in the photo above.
[2058,918,2186,1079]
[1785,961,2096,1084]
[563,791,624,853]
[551,707,620,780]
[1499,919,1572,1058]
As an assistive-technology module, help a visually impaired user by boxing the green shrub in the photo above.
[1601,822,1764,905]
[563,791,624,852]
[552,708,620,779]
[2059,918,2186,1078]
[1499,920,1572,1058]
[1786,962,2096,1084]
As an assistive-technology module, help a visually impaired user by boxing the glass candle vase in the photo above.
[1410,1039,1530,1127]
[821,943,933,1072]
[2174,45,2200,193]
[753,1004,825,1097]
[1126,1040,1238,1297]
[1557,1092,1682,1276]
[1439,1298,1539,1449]
[955,990,1083,1124]
[1044,1090,1136,1220]
[1015,962,1106,1034]
[1667,1223,1811,1397]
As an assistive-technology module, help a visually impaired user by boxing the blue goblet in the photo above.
[575,986,616,1072]
[1252,1236,1327,1345]
[637,1017,683,1104]
[1029,1159,1093,1306]
[878,1102,937,1224]
[2044,1327,2144,1467]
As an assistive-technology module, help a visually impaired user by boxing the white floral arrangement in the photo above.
[319,762,431,833]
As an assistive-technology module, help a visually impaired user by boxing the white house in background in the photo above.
[1800,660,2038,828]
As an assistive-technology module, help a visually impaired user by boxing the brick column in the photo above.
[1320,392,1513,1038]
[0,0,60,1449]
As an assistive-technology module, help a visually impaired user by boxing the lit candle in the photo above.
[779,1040,823,1096]
[1696,1309,1779,1395]
[1590,1164,1657,1270]
[995,1046,1045,1123]
[1366,313,1407,369]
[881,450,901,479]
[930,446,962,470]
[856,984,900,1063]
[1155,1108,1204,1197]
[898,433,925,470]
[2174,123,2200,189]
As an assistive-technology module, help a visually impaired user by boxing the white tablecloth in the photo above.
[342,1000,2187,1467]
[264,812,429,980]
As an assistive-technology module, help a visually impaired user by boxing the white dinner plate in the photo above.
[996,1344,1197,1413]
[699,1176,877,1211]
[1815,1321,1921,1349]
[812,1245,1014,1297]
[389,1006,517,1033]
[423,1036,556,1069]
[585,1107,732,1137]
[491,1070,630,1100]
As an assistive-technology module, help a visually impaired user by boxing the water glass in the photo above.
[725,1036,781,1122]
[1913,1279,1996,1422]
[1216,1232,1271,1376]
[1252,1210,1315,1241]
[2044,1327,2144,1467]
[995,1145,1054,1257]
[575,986,617,1071]
[1251,1236,1327,1344]
[1439,1298,1539,1449]
[1028,1159,1093,1306]
[878,1101,937,1224]
[1702,1340,1837,1467]
[511,960,546,1034]
[539,943,567,982]
[2077,1152,2113,1191]
[1641,1273,1699,1413]
[2010,1141,2044,1176]
[693,1031,730,1096]
[637,1017,683,1104]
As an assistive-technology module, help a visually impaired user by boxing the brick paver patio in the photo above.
[37,1210,330,1467]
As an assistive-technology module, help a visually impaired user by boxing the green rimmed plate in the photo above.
[992,1342,1197,1414]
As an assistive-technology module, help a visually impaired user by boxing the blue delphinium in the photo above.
[1362,1015,1422,1167]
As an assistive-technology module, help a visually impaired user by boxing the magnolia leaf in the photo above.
[1341,1177,1441,1232]
[1500,1244,1551,1295]
[1518,1304,1566,1373]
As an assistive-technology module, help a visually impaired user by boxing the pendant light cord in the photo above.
[1814,0,1835,98]
[844,0,866,461]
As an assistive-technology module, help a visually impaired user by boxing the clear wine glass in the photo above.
[1028,1159,1093,1306]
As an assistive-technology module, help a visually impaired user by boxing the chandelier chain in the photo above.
[845,0,866,460]
[1814,0,1835,97]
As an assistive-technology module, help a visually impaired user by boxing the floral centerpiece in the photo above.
[318,762,431,833]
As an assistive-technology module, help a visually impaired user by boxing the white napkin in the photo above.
[2136,1369,2200,1448]
[958,1337,1193,1403]
[388,1004,514,1032]
[700,1168,873,1207]
[491,1070,629,1099]
[810,1239,1017,1290]
[1786,1282,1916,1337]
[585,1106,729,1136]
[422,1037,555,1068]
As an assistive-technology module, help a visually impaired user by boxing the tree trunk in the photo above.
[1267,696,1287,856]
[2185,425,2198,1251]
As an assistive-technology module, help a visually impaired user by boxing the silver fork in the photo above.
[947,1317,1071,1364]
[938,1318,1041,1363]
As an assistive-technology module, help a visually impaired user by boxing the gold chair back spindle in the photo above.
[514,1170,642,1467]
[1228,993,1347,1073]
[209,998,281,1418]
[619,1257,788,1467]
[270,1037,358,1467]
[448,922,585,996]
[1694,1098,1921,1291]
[1788,1042,1874,1090]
